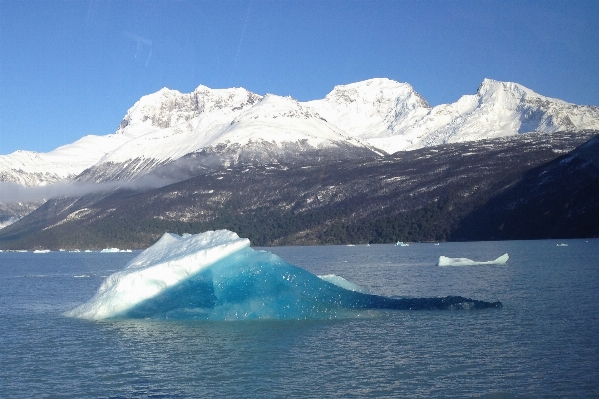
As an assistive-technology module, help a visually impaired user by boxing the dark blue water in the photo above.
[1,239,598,398]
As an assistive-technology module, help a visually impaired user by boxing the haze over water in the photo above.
[1,239,598,398]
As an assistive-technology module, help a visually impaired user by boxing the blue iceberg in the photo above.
[65,230,501,321]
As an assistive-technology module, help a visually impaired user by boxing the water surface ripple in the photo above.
[1,240,598,398]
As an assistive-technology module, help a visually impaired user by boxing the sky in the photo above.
[0,0,598,154]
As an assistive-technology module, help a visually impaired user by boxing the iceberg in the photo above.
[437,253,509,267]
[65,230,501,321]
[100,248,133,253]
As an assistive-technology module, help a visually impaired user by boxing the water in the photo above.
[1,239,598,398]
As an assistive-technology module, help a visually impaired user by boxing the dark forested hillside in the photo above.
[454,135,599,240]
[1,131,597,250]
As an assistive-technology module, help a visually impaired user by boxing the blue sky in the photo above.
[1,0,598,154]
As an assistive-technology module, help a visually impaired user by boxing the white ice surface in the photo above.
[318,274,370,294]
[64,230,249,320]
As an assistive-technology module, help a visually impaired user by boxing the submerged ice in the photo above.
[65,230,501,321]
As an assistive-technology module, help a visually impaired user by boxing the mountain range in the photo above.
[1,78,598,248]
[2,78,599,187]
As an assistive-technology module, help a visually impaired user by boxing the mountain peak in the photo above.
[235,93,322,122]
[476,78,544,101]
[305,78,431,140]
[325,78,427,107]
[116,85,261,137]
[2,78,598,193]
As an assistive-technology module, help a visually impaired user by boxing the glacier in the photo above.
[65,230,501,321]
[437,253,509,267]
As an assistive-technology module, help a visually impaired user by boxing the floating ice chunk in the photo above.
[437,253,509,267]
[65,230,502,321]
[100,248,132,253]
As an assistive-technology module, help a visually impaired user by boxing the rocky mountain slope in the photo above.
[1,130,596,250]
[1,78,598,239]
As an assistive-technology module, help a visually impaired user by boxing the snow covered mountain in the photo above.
[111,88,378,164]
[305,78,431,139]
[1,78,599,188]
[0,134,131,186]
[76,87,381,182]
[308,78,599,153]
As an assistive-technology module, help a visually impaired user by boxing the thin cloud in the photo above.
[0,174,174,203]
[123,31,153,64]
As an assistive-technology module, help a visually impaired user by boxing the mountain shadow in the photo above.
[453,135,599,240]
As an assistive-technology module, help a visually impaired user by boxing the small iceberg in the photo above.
[437,253,509,267]
[101,248,133,253]
[65,230,501,321]
[556,243,568,247]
